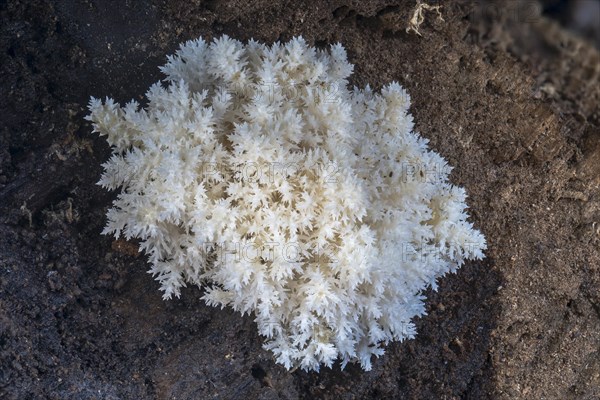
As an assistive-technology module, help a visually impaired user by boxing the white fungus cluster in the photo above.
[87,35,486,372]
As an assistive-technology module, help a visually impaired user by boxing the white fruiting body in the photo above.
[87,35,486,372]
